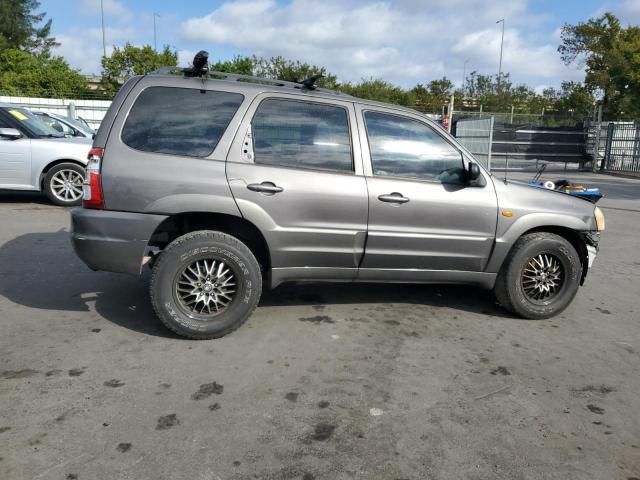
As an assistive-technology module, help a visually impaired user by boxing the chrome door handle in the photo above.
[378,192,409,204]
[247,182,283,194]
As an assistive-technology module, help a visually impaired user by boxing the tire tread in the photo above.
[150,230,262,339]
[494,232,580,319]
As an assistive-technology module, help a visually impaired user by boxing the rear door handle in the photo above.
[247,182,284,194]
[378,192,409,204]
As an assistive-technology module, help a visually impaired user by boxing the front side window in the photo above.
[364,111,464,183]
[122,87,244,157]
[252,98,353,172]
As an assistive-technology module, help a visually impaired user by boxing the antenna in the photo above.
[298,74,324,90]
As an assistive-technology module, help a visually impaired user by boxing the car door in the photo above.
[355,106,498,279]
[227,94,368,285]
[0,110,32,188]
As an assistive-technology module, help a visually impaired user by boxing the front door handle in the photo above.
[378,192,409,204]
[247,182,284,194]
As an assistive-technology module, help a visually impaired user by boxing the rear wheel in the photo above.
[494,232,582,319]
[150,230,262,339]
[43,162,85,206]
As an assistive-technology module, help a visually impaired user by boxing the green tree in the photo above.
[252,55,339,89]
[559,12,640,119]
[0,0,58,53]
[211,55,254,75]
[556,81,594,117]
[101,43,178,92]
[426,77,453,113]
[0,48,86,97]
[338,78,414,106]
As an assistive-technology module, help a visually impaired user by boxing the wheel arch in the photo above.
[488,224,589,284]
[148,211,271,274]
[38,159,86,190]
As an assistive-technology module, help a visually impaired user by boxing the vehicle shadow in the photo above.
[0,230,512,339]
[0,190,52,205]
[0,229,178,338]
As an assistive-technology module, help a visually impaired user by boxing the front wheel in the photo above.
[494,232,582,319]
[43,162,85,206]
[150,230,262,339]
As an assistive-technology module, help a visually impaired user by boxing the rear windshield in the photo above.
[121,86,244,157]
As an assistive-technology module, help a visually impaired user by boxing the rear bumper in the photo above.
[70,208,168,274]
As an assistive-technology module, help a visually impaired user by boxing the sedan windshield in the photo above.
[3,107,64,138]
[61,115,94,133]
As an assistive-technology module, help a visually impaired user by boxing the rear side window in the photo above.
[122,87,244,157]
[251,98,353,172]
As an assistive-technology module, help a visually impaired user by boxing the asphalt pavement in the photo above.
[1,172,639,480]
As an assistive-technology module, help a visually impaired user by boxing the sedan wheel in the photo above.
[43,162,86,206]
[50,169,83,203]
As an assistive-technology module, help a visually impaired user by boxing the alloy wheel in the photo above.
[50,169,83,203]
[175,258,237,317]
[521,253,565,303]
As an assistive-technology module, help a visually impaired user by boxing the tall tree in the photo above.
[339,78,414,106]
[559,12,640,119]
[0,0,58,53]
[211,55,254,75]
[101,43,178,92]
[252,55,338,89]
[0,48,86,97]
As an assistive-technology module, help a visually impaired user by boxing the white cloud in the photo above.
[177,49,197,68]
[616,0,640,24]
[54,26,135,74]
[178,0,579,88]
[80,0,133,22]
[452,28,584,82]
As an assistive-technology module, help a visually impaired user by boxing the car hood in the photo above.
[493,178,596,220]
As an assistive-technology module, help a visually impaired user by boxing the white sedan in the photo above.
[0,104,92,206]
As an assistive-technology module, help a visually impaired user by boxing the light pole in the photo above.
[100,0,106,58]
[462,59,469,93]
[153,13,160,52]
[496,19,505,90]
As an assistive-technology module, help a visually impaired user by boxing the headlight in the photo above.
[594,206,605,232]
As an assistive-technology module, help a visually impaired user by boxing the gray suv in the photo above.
[70,64,604,339]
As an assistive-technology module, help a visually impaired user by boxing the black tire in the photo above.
[493,232,582,319]
[43,162,85,206]
[150,230,262,339]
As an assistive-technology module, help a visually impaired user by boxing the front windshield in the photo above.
[4,107,64,137]
[60,115,94,133]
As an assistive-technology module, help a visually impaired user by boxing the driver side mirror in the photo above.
[467,162,481,182]
[0,128,22,140]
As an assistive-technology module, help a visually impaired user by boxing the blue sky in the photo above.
[42,0,640,90]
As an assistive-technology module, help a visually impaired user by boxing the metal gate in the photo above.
[601,123,640,174]
[455,117,494,170]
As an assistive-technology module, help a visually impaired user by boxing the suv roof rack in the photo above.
[149,51,349,97]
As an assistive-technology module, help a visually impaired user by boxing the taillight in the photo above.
[83,147,104,209]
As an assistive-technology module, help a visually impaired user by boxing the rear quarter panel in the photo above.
[99,76,254,215]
